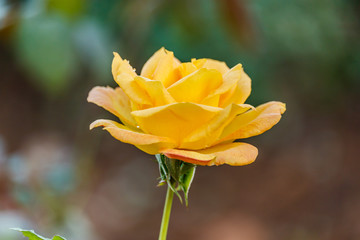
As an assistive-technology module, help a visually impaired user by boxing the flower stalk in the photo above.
[158,185,174,240]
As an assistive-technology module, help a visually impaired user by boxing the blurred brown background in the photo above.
[1,0,360,239]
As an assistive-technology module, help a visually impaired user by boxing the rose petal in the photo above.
[112,52,137,80]
[180,103,254,150]
[201,64,243,106]
[201,142,258,166]
[218,101,286,142]
[167,68,222,104]
[90,119,176,154]
[191,58,230,74]
[161,148,216,165]
[219,65,251,107]
[161,142,258,166]
[87,86,137,127]
[134,76,176,106]
[173,62,198,80]
[115,73,152,107]
[200,94,220,107]
[131,102,222,144]
[140,48,180,87]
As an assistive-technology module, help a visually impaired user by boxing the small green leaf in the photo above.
[157,180,166,187]
[52,237,66,240]
[12,228,67,240]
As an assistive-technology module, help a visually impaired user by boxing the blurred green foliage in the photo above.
[16,13,76,95]
[1,0,358,105]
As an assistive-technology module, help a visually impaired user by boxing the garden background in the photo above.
[0,0,359,239]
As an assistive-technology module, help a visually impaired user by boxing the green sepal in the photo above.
[156,154,183,202]
[12,228,67,240]
[164,157,181,181]
[155,154,196,205]
[179,162,196,206]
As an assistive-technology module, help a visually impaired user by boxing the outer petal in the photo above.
[87,86,137,127]
[180,103,254,150]
[167,69,222,104]
[219,65,251,107]
[191,58,229,74]
[131,102,222,145]
[218,101,286,142]
[140,48,180,87]
[134,76,176,106]
[161,142,258,166]
[161,148,216,165]
[90,119,176,154]
[112,52,137,79]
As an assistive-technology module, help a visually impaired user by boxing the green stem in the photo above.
[158,185,174,240]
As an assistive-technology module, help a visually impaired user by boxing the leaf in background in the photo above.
[47,0,85,20]
[15,13,77,96]
[12,228,67,240]
[72,19,113,84]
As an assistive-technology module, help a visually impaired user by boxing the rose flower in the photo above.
[88,48,286,166]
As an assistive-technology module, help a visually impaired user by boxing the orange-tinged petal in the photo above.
[112,52,137,80]
[115,73,152,107]
[219,65,251,107]
[200,142,258,166]
[160,148,216,165]
[180,103,254,150]
[90,119,176,154]
[218,101,286,142]
[167,69,222,104]
[131,102,222,145]
[134,76,176,106]
[87,86,137,127]
[161,142,258,166]
[140,48,180,87]
[191,58,229,74]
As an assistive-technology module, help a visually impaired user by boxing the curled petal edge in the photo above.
[112,52,137,80]
[87,86,137,127]
[218,101,286,143]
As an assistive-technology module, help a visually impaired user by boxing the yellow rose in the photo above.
[88,48,286,166]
